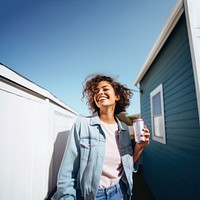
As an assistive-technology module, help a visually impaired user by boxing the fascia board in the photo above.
[184,0,200,123]
[0,63,79,115]
[134,0,184,86]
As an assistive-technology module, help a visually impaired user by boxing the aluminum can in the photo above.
[133,118,146,143]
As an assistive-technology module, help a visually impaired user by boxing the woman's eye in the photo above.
[103,87,109,91]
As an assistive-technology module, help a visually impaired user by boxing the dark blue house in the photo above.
[134,0,200,199]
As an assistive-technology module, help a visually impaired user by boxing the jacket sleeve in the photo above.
[51,121,80,200]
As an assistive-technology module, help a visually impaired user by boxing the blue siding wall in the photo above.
[140,13,200,200]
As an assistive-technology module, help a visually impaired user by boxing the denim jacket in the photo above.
[51,113,140,200]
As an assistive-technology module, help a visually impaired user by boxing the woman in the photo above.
[51,74,150,200]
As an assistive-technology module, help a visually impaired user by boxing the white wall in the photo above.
[0,64,78,200]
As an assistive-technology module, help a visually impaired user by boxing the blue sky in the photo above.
[0,0,177,116]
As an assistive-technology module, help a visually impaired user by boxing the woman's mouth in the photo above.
[97,96,108,102]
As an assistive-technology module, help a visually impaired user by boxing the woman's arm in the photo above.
[52,123,80,200]
[133,125,150,163]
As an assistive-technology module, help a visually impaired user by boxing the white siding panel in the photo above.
[0,65,78,200]
[0,88,49,199]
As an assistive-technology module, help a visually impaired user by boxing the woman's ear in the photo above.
[115,94,120,101]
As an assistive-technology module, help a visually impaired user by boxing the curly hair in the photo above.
[82,74,133,115]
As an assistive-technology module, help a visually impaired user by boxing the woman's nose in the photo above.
[99,89,104,95]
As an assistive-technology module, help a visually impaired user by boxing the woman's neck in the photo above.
[99,108,116,124]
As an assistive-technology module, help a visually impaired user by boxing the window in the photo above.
[150,84,166,144]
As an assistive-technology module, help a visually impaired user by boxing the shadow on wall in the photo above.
[46,130,70,200]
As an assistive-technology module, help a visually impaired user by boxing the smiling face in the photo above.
[94,81,120,111]
[82,74,133,115]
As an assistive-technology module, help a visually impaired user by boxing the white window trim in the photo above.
[150,84,166,144]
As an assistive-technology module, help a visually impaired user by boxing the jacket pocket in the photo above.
[79,138,98,162]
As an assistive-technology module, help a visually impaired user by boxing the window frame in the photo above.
[150,84,166,144]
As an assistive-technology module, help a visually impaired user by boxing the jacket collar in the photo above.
[90,112,126,131]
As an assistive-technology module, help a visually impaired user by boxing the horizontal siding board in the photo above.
[166,118,199,128]
[165,90,196,112]
[140,13,200,200]
[143,143,200,199]
[144,142,200,171]
[164,60,192,89]
[164,64,193,94]
[165,84,195,104]
[166,108,199,122]
[165,99,197,116]
[140,17,190,90]
[167,134,200,152]
[142,47,192,93]
[167,127,200,137]
[165,81,195,102]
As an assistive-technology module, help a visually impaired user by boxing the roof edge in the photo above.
[134,0,184,86]
[0,63,79,115]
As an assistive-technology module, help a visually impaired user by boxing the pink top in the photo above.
[99,121,122,188]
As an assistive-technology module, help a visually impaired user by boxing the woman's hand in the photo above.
[135,125,150,150]
[133,125,150,162]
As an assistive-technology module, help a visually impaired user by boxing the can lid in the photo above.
[133,118,143,122]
